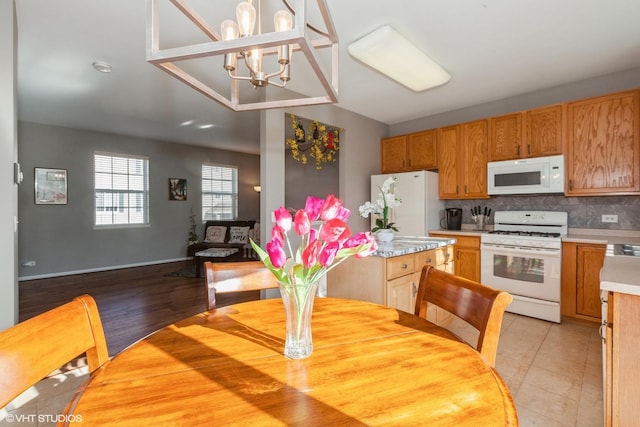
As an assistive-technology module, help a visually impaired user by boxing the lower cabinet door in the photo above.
[386,274,416,313]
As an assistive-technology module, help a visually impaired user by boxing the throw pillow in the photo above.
[253,222,261,243]
[228,226,250,244]
[204,226,227,243]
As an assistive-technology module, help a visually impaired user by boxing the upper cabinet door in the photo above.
[525,104,563,158]
[461,120,489,198]
[566,90,640,195]
[380,135,407,173]
[437,125,460,198]
[407,130,438,170]
[489,113,523,161]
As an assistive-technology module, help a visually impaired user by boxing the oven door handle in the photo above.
[480,243,560,257]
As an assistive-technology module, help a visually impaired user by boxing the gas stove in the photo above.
[480,210,567,323]
[481,211,567,249]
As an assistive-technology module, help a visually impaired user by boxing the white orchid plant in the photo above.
[358,176,402,232]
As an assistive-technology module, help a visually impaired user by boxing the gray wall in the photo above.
[261,99,387,240]
[1,0,19,329]
[18,121,260,279]
[390,67,640,136]
[284,114,339,210]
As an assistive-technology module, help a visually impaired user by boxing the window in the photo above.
[202,164,238,220]
[95,152,149,226]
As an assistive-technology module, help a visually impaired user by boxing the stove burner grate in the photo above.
[488,230,561,238]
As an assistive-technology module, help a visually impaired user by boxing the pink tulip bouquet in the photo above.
[251,194,378,358]
[251,194,378,287]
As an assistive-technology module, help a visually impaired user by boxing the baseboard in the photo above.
[18,257,190,281]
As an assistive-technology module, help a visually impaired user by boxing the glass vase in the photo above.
[278,279,320,359]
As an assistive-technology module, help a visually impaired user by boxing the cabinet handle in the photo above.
[426,258,432,263]
[599,322,607,343]
[402,264,408,269]
[408,159,411,167]
[412,283,418,297]
[464,185,468,194]
[456,185,459,194]
[527,144,531,155]
[569,179,573,191]
[516,145,520,156]
[402,160,405,168]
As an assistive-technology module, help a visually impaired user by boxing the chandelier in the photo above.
[146,0,339,111]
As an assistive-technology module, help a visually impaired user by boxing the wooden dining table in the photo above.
[61,298,518,426]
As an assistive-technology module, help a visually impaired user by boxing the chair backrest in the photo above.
[204,261,279,309]
[414,266,512,367]
[0,294,109,408]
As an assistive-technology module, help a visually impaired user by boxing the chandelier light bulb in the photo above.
[236,1,256,37]
[274,10,293,32]
[221,20,239,71]
[274,10,292,65]
[221,20,239,41]
[247,48,263,73]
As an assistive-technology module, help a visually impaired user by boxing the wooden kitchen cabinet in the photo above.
[605,291,640,426]
[566,89,640,196]
[437,120,488,199]
[488,106,563,161]
[380,130,438,173]
[380,135,406,173]
[428,232,481,282]
[561,242,605,323]
[327,245,454,324]
[386,272,416,314]
[488,112,523,161]
[525,104,564,158]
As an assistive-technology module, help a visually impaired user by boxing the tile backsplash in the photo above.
[444,195,640,230]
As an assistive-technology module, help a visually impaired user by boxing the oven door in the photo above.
[480,243,561,302]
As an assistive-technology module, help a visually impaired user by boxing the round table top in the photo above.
[63,297,517,426]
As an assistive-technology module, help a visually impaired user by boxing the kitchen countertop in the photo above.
[600,253,640,296]
[429,228,485,237]
[564,228,640,245]
[373,236,456,258]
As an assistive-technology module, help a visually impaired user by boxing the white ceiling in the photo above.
[15,0,640,155]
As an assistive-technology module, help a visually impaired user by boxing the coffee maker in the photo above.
[443,208,462,230]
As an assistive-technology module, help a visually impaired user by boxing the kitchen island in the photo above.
[327,236,456,321]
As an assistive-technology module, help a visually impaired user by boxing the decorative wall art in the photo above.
[285,114,341,170]
[35,168,68,205]
[169,178,187,201]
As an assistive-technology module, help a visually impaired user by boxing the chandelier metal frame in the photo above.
[146,0,339,111]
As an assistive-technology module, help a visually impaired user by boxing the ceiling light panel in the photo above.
[348,25,450,92]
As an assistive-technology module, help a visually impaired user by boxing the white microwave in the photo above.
[487,155,564,195]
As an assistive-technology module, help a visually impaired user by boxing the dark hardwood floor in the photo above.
[19,261,260,356]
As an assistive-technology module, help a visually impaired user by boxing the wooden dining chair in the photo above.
[414,266,512,367]
[204,261,279,310]
[0,294,109,409]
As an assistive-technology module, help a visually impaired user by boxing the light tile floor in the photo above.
[1,313,603,426]
[448,312,604,427]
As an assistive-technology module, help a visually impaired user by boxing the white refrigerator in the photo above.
[370,170,444,236]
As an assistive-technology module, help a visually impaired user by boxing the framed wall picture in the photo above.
[169,178,187,201]
[35,168,68,205]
